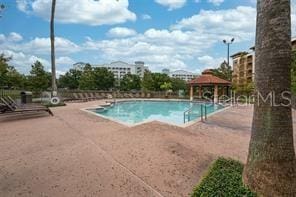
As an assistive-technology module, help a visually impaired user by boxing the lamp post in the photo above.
[223,38,235,66]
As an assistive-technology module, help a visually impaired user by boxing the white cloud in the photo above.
[16,0,136,26]
[0,34,6,43]
[0,33,23,43]
[198,55,224,69]
[155,0,187,10]
[19,37,80,55]
[1,49,50,73]
[207,0,224,6]
[16,0,30,13]
[172,6,257,42]
[56,56,75,65]
[107,27,137,38]
[83,27,218,71]
[142,14,152,20]
[8,32,23,42]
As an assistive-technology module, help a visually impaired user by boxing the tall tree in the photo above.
[0,54,11,88]
[171,78,187,92]
[151,73,171,91]
[27,61,51,93]
[120,74,141,91]
[92,67,115,90]
[243,0,296,196]
[50,0,57,96]
[79,64,96,90]
[58,69,82,89]
[212,61,232,81]
[141,71,154,91]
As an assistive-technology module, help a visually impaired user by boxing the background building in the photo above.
[162,69,198,81]
[232,39,296,92]
[74,61,149,80]
[231,51,255,89]
[97,61,149,80]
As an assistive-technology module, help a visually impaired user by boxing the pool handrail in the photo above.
[183,104,208,123]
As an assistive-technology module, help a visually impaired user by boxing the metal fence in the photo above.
[0,89,189,100]
[58,90,188,100]
[0,89,22,99]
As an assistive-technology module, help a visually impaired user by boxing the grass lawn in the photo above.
[192,158,256,197]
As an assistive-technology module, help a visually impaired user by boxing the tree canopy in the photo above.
[1,55,191,93]
[27,61,51,92]
[212,61,232,81]
[78,64,115,90]
[58,68,82,90]
[0,54,25,89]
[120,74,141,91]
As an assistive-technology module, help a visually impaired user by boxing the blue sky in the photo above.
[0,0,295,75]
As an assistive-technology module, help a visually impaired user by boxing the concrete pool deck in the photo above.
[1,100,296,197]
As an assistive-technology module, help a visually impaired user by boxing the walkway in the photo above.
[0,101,295,197]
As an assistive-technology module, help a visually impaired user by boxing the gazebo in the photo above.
[188,69,231,103]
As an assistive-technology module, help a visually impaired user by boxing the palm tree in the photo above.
[50,0,57,96]
[243,0,296,196]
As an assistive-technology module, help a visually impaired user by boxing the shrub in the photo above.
[192,158,256,197]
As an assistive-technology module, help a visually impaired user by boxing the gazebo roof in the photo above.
[188,69,231,86]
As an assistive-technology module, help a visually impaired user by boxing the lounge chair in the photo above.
[106,94,113,99]
[125,93,133,98]
[61,93,79,102]
[0,103,9,113]
[5,96,44,109]
[100,93,106,98]
[141,92,145,98]
[0,97,53,116]
[77,93,89,101]
[94,92,104,99]
[84,92,96,101]
[73,93,87,102]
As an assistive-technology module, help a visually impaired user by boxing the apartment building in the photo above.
[232,39,296,89]
[231,51,255,89]
[162,69,198,81]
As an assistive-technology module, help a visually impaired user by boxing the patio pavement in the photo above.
[0,100,295,197]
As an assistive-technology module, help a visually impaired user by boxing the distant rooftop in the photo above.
[170,70,197,75]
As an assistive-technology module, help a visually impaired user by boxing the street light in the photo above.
[223,38,235,66]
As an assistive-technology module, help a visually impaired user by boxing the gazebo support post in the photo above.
[190,85,194,101]
[214,85,219,103]
[222,86,225,96]
[199,86,202,98]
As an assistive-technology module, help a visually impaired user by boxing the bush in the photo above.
[192,158,256,197]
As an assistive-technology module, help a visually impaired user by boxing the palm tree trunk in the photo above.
[243,0,296,196]
[50,0,57,96]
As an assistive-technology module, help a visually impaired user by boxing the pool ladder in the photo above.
[184,104,208,123]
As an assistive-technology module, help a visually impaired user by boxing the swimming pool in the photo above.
[89,100,224,126]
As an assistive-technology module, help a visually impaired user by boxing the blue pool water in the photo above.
[91,100,224,125]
